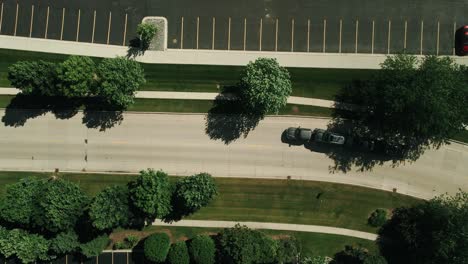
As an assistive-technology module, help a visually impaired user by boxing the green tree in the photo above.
[0,177,42,227]
[56,56,96,97]
[167,241,190,264]
[8,60,58,96]
[219,224,278,264]
[0,228,50,263]
[144,233,171,263]
[34,178,89,233]
[175,173,218,214]
[276,237,301,264]
[189,235,216,264]
[331,245,370,264]
[377,191,468,264]
[89,185,131,230]
[80,235,110,258]
[128,169,172,221]
[335,54,468,160]
[239,58,292,115]
[137,23,158,49]
[50,231,80,255]
[368,209,388,227]
[95,57,145,108]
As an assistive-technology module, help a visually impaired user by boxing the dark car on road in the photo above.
[312,129,346,145]
[285,127,313,143]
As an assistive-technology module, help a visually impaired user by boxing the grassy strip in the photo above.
[452,130,468,143]
[0,95,333,117]
[0,171,421,233]
[0,49,375,100]
[113,226,377,257]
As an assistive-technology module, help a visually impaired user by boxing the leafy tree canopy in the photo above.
[239,58,292,115]
[175,173,218,214]
[335,54,468,160]
[0,227,50,263]
[80,235,110,258]
[89,185,131,230]
[377,191,468,264]
[8,60,58,96]
[34,178,89,233]
[56,55,96,97]
[50,231,80,255]
[128,169,172,220]
[0,177,43,227]
[95,57,145,108]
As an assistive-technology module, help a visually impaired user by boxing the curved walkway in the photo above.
[152,219,377,241]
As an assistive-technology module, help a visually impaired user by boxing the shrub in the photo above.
[137,23,158,49]
[189,235,216,264]
[144,233,171,263]
[276,236,301,264]
[113,235,140,250]
[113,241,126,250]
[80,235,110,258]
[368,209,388,227]
[167,241,190,264]
[175,173,218,214]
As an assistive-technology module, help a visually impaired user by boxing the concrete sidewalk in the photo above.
[0,88,337,108]
[2,35,468,69]
[152,219,377,240]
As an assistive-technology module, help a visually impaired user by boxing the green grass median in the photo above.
[0,49,375,100]
[0,171,421,233]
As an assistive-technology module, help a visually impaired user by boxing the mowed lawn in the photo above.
[0,171,421,233]
[0,49,375,100]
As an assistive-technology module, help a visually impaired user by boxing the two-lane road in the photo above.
[0,110,467,199]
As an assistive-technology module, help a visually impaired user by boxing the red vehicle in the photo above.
[463,26,468,54]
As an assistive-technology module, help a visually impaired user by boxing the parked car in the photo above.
[312,129,345,145]
[458,25,468,55]
[285,127,313,143]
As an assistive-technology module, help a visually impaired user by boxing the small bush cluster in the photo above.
[368,209,388,227]
[113,235,139,250]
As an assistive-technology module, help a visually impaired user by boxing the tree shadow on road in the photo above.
[205,93,262,145]
[1,94,123,131]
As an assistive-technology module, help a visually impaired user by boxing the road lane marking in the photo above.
[291,18,294,52]
[453,21,456,55]
[196,16,199,49]
[14,3,18,36]
[355,19,359,53]
[371,20,375,54]
[60,8,65,40]
[29,5,34,37]
[339,19,342,53]
[259,18,263,51]
[107,11,112,44]
[228,17,231,50]
[44,6,49,38]
[76,9,81,41]
[420,20,424,55]
[92,10,96,43]
[122,13,127,46]
[436,21,440,55]
[212,17,215,49]
[404,20,407,51]
[275,18,278,51]
[243,18,247,50]
[0,2,3,33]
[307,19,310,52]
[387,20,391,54]
[323,19,326,52]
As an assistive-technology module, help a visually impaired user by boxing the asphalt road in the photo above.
[0,110,466,199]
[0,0,465,54]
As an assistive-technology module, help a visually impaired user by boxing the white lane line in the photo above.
[404,20,407,51]
[259,18,263,51]
[122,13,127,46]
[76,9,81,41]
[243,18,247,50]
[275,18,278,51]
[196,16,199,49]
[355,19,359,53]
[453,21,456,55]
[228,17,231,50]
[339,19,342,53]
[44,6,49,38]
[212,17,215,50]
[420,20,424,55]
[180,16,184,49]
[14,3,18,36]
[307,19,310,52]
[0,2,3,34]
[92,10,96,43]
[107,11,112,45]
[60,8,65,40]
[323,19,326,52]
[29,5,34,38]
[436,21,440,55]
[371,20,375,54]
[387,20,391,54]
